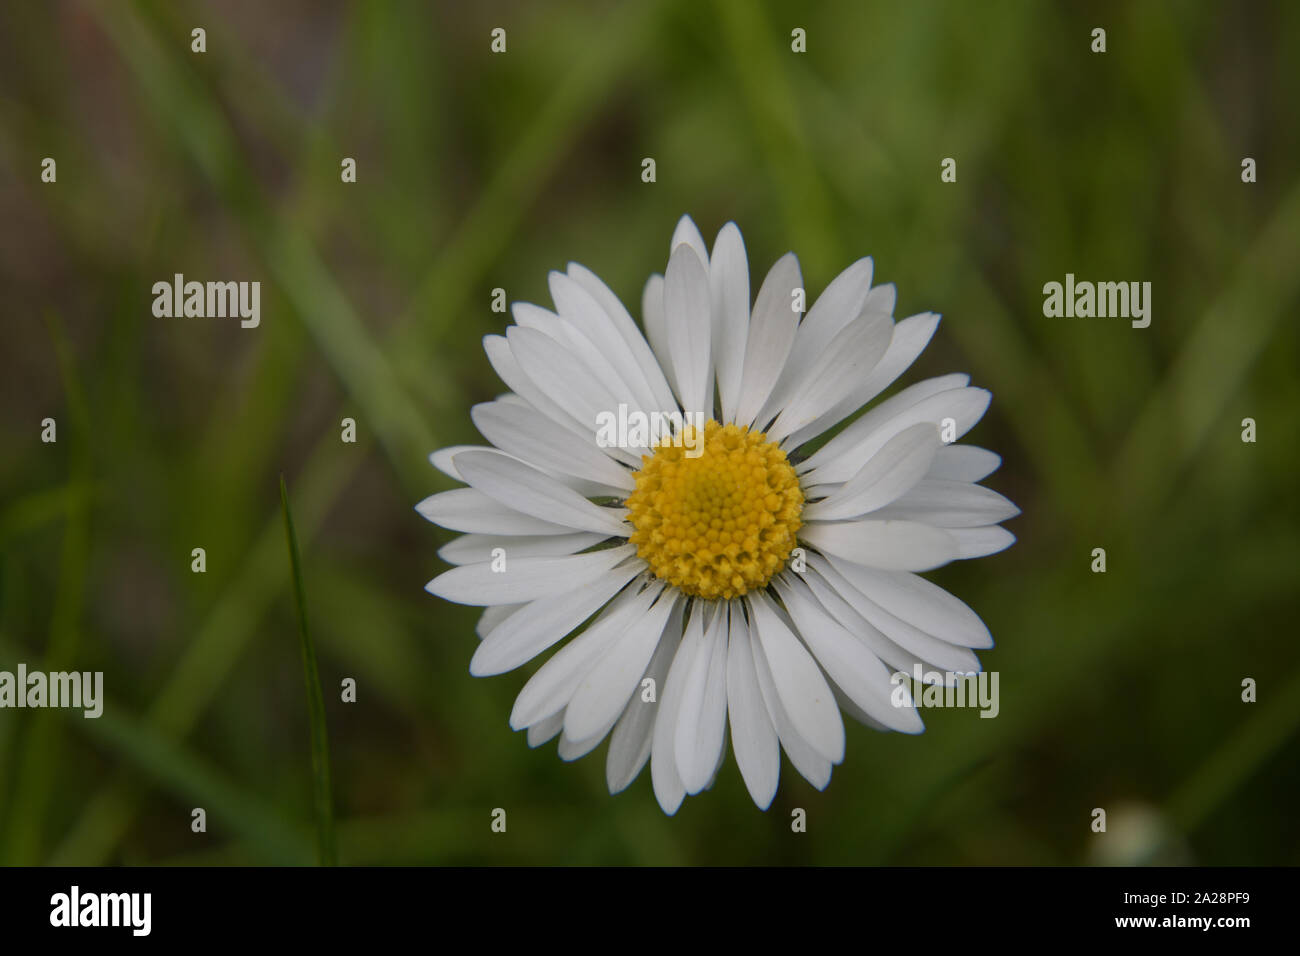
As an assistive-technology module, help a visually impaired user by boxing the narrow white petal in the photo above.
[747,614,833,789]
[801,561,945,677]
[651,605,702,814]
[734,252,801,429]
[927,444,1003,482]
[774,575,923,733]
[949,525,1016,559]
[468,562,642,675]
[783,311,940,448]
[438,531,605,566]
[427,543,635,606]
[564,588,682,742]
[506,326,650,456]
[870,479,1021,528]
[831,566,993,649]
[606,605,682,794]
[801,385,991,485]
[527,710,564,748]
[511,301,638,412]
[454,450,628,537]
[567,262,679,416]
[674,603,730,795]
[547,273,661,415]
[663,243,713,419]
[709,223,750,423]
[482,334,600,448]
[862,281,896,317]
[472,400,634,494]
[558,717,619,761]
[810,553,982,673]
[429,445,482,481]
[747,592,845,764]
[757,257,874,427]
[510,582,660,729]
[670,214,709,267]
[726,607,780,809]
[796,373,969,478]
[801,519,958,572]
[415,488,574,536]
[766,312,893,445]
[476,603,523,640]
[641,274,676,399]
[802,423,941,522]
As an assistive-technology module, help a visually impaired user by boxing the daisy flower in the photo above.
[418,215,1018,814]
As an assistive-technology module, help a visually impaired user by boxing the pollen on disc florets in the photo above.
[626,420,804,601]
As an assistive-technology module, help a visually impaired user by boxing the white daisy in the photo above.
[418,215,1018,814]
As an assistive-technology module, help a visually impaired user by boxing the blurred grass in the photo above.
[280,475,337,865]
[0,0,1297,866]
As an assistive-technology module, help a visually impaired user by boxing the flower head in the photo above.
[419,215,1018,813]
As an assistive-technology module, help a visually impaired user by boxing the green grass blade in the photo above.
[280,476,338,867]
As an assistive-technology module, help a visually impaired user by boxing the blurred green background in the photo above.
[1,0,1297,866]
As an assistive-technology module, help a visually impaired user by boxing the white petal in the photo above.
[747,592,845,764]
[774,575,923,733]
[512,301,640,413]
[870,479,1020,528]
[801,561,944,677]
[429,445,481,481]
[482,334,601,449]
[757,257,874,427]
[800,385,991,486]
[734,252,802,429]
[641,274,676,399]
[415,488,574,536]
[472,400,634,494]
[567,262,679,415]
[510,582,661,729]
[564,588,682,742]
[801,519,958,572]
[454,450,628,537]
[606,605,682,794]
[766,311,893,446]
[674,603,730,795]
[506,326,649,458]
[427,543,635,606]
[927,444,1003,482]
[651,605,702,815]
[726,607,780,809]
[468,561,642,675]
[747,614,832,790]
[557,717,619,761]
[862,281,896,317]
[949,525,1016,559]
[547,273,661,415]
[802,422,941,522]
[830,566,993,649]
[810,554,981,674]
[438,531,605,566]
[796,373,969,481]
[476,603,523,640]
[709,223,750,423]
[663,243,713,418]
[527,710,564,748]
[782,311,940,449]
[670,214,709,267]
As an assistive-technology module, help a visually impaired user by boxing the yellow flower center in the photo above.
[626,420,803,600]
